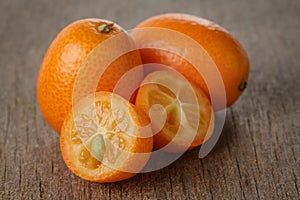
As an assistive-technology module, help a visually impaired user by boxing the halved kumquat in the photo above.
[60,92,153,183]
[135,70,214,152]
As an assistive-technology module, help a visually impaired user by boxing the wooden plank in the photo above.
[0,0,299,199]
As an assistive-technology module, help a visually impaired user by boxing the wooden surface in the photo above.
[1,0,299,199]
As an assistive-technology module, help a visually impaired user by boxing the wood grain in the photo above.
[0,0,299,199]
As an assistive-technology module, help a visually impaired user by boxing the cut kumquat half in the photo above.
[60,92,153,183]
[135,70,214,152]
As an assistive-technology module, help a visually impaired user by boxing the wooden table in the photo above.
[1,0,299,199]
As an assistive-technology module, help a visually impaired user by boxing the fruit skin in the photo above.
[60,92,153,183]
[37,19,143,133]
[131,13,250,109]
[135,71,214,152]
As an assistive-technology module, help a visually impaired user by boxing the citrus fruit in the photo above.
[135,70,214,152]
[60,91,153,182]
[37,18,143,133]
[131,13,250,109]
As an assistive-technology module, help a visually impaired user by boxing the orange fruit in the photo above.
[60,91,153,182]
[37,18,143,133]
[135,70,214,152]
[131,13,250,109]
